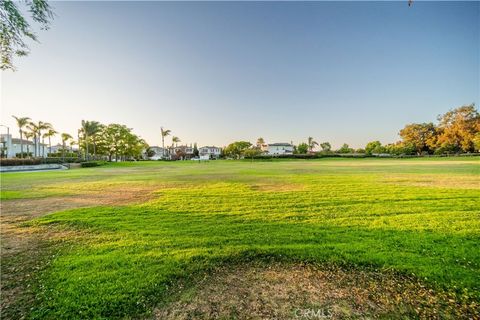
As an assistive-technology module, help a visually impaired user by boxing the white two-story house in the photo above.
[262,143,294,155]
[199,146,221,159]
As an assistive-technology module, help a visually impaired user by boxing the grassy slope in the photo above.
[1,158,479,318]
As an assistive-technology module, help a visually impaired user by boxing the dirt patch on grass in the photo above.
[0,184,159,318]
[155,263,478,319]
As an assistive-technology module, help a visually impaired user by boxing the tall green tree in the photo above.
[172,136,180,147]
[160,127,171,158]
[337,143,354,154]
[11,115,30,158]
[193,143,199,157]
[320,142,331,152]
[39,122,52,157]
[1,0,54,70]
[243,147,262,160]
[96,124,146,161]
[43,128,57,155]
[365,141,385,155]
[23,131,34,157]
[224,141,252,159]
[296,143,308,154]
[80,120,102,160]
[89,122,103,160]
[61,133,73,161]
[307,137,318,152]
[26,121,51,157]
[25,122,39,157]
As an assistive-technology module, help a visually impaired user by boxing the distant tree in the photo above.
[224,141,252,159]
[320,142,331,152]
[473,132,480,152]
[97,124,146,161]
[193,143,199,157]
[399,123,438,155]
[69,138,76,154]
[1,0,54,70]
[384,142,415,155]
[61,133,73,161]
[436,104,480,153]
[11,115,30,158]
[365,141,385,155]
[243,148,262,160]
[39,122,52,157]
[297,143,308,154]
[355,148,365,154]
[337,143,354,154]
[27,121,51,157]
[43,128,57,154]
[25,122,39,157]
[256,137,265,149]
[89,122,103,160]
[80,120,102,160]
[307,137,318,152]
[23,131,34,157]
[172,136,180,147]
[160,127,171,158]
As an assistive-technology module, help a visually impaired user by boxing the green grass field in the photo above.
[1,158,479,318]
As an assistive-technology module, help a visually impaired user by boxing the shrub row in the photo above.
[248,153,368,160]
[0,158,43,166]
[0,157,84,166]
[245,152,479,160]
[80,161,108,168]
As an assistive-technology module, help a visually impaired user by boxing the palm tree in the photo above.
[12,116,31,158]
[26,122,39,157]
[38,122,53,158]
[69,138,76,154]
[61,133,73,161]
[43,128,57,155]
[27,121,52,158]
[80,120,104,160]
[80,120,89,160]
[172,136,180,147]
[307,137,318,152]
[24,131,34,157]
[89,122,102,160]
[160,127,171,158]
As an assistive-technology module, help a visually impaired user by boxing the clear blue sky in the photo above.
[1,1,478,149]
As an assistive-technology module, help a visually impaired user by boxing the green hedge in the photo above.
[81,161,108,168]
[0,158,42,166]
[0,157,84,167]
[249,153,368,160]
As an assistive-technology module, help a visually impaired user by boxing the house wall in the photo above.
[266,145,293,155]
[1,134,48,158]
[199,147,221,158]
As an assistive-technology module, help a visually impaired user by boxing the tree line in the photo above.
[10,117,148,161]
[223,104,480,158]
[10,104,479,162]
